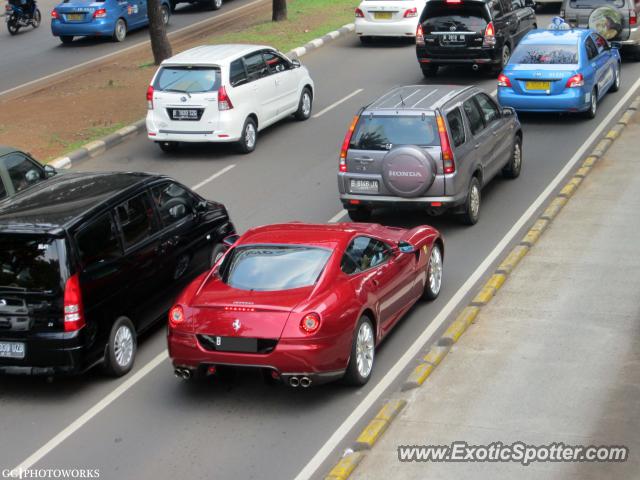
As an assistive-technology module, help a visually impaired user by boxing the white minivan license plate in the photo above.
[172,109,199,120]
[0,342,25,359]
[350,179,379,194]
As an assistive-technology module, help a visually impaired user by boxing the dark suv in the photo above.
[338,85,523,224]
[0,172,235,377]
[416,0,537,76]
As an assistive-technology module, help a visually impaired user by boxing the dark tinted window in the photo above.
[446,108,466,148]
[463,99,485,135]
[585,37,599,60]
[475,94,500,125]
[76,213,121,268]
[350,116,439,151]
[0,236,62,292]
[2,153,44,194]
[220,245,331,291]
[421,2,489,33]
[262,51,289,74]
[511,44,579,64]
[0,179,6,200]
[151,182,195,227]
[489,0,503,17]
[115,193,157,249]
[154,67,221,93]
[229,59,247,87]
[244,52,268,82]
[341,237,390,275]
[570,0,624,8]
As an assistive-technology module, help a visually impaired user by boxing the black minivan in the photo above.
[416,0,537,76]
[0,172,235,377]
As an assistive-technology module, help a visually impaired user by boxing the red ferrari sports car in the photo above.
[167,222,443,387]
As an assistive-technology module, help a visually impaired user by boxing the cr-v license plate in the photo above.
[0,341,25,359]
[350,179,379,193]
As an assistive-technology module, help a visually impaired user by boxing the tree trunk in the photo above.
[148,0,172,65]
[272,0,287,21]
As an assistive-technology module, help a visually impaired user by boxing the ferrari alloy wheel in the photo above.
[103,318,137,377]
[344,316,375,386]
[422,244,443,301]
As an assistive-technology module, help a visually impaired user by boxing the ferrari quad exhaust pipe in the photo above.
[174,368,192,380]
[289,376,300,387]
[300,377,312,388]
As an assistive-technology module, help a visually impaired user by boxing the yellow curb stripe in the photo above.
[575,166,591,178]
[619,110,634,125]
[496,245,530,275]
[605,128,620,140]
[354,399,406,449]
[404,363,434,388]
[325,452,365,480]
[441,317,468,343]
[486,273,506,291]
[456,306,480,328]
[559,177,582,198]
[582,156,598,168]
[593,138,612,154]
[423,345,450,366]
[541,196,568,220]
[471,285,494,305]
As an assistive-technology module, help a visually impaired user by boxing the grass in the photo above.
[207,0,357,53]
[46,122,126,161]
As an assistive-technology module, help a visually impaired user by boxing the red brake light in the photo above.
[93,8,107,18]
[483,21,496,46]
[416,23,425,46]
[355,7,364,17]
[436,114,455,174]
[446,0,462,3]
[566,73,584,88]
[64,274,85,332]
[404,7,418,17]
[51,9,59,18]
[630,9,637,26]
[146,85,154,110]
[340,115,360,172]
[168,305,184,328]
[218,85,234,111]
[300,313,321,334]
[497,73,512,87]
[224,306,256,312]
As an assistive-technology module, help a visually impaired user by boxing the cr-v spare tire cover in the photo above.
[589,7,623,40]
[381,145,436,198]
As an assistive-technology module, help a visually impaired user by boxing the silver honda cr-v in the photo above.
[337,85,523,225]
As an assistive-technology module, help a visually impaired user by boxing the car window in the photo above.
[592,33,608,54]
[421,3,489,33]
[0,178,6,200]
[463,99,485,135]
[500,0,513,13]
[446,108,466,148]
[341,237,391,275]
[262,51,289,74]
[475,94,500,126]
[489,0,503,18]
[350,116,439,151]
[76,213,122,268]
[153,67,221,94]
[150,182,195,227]
[570,0,624,8]
[229,59,248,87]
[510,44,579,64]
[2,153,44,194]
[115,193,158,249]
[244,52,268,82]
[585,37,599,60]
[0,236,64,292]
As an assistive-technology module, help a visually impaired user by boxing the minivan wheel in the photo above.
[422,243,443,301]
[113,18,127,42]
[421,65,438,77]
[294,88,313,121]
[158,141,179,153]
[585,88,597,119]
[343,316,375,386]
[493,44,511,75]
[103,318,137,377]
[208,0,222,10]
[461,176,481,225]
[237,118,257,154]
[502,136,522,179]
[347,207,372,222]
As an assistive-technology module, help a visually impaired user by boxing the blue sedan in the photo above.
[497,25,621,119]
[51,0,170,44]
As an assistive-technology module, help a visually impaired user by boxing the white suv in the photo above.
[146,44,315,154]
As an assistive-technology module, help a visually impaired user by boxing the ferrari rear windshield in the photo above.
[220,245,332,292]
[511,45,579,65]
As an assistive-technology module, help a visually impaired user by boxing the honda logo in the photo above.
[389,171,423,177]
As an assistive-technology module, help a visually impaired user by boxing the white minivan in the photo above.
[146,44,315,154]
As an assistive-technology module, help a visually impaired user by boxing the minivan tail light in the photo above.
[64,274,85,332]
[93,8,107,18]
[416,23,425,46]
[355,7,364,17]
[340,114,360,172]
[300,313,321,334]
[483,21,496,47]
[404,7,418,17]
[218,85,234,111]
[631,9,637,26]
[566,73,584,88]
[436,113,456,174]
[146,85,154,110]
[497,73,512,87]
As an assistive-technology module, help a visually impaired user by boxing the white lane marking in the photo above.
[192,164,236,191]
[0,0,266,98]
[293,78,640,480]
[13,351,168,472]
[312,89,364,119]
[328,210,347,223]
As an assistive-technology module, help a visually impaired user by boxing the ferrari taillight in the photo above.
[300,313,321,334]
[169,305,185,328]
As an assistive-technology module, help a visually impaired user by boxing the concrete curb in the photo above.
[322,95,640,480]
[48,23,355,170]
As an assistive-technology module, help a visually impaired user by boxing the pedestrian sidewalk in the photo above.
[352,110,640,480]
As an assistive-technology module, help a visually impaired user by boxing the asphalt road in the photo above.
[0,0,261,94]
[2,13,640,480]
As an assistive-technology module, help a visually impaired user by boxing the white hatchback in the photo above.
[146,44,315,154]
[355,0,427,43]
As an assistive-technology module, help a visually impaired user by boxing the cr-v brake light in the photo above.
[436,113,456,174]
[339,114,360,172]
[64,274,85,332]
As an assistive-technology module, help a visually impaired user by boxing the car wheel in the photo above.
[610,63,621,92]
[158,141,179,153]
[461,176,481,226]
[210,243,226,268]
[60,35,74,44]
[343,316,375,386]
[493,44,511,75]
[294,88,313,121]
[359,36,372,44]
[32,8,41,27]
[208,0,222,10]
[237,117,257,154]
[421,65,438,77]
[7,21,20,35]
[161,4,170,24]
[422,243,443,301]
[585,88,597,119]
[502,135,523,179]
[113,18,127,42]
[103,317,137,377]
[347,207,371,222]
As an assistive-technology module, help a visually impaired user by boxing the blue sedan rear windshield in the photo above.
[154,67,221,94]
[220,245,331,292]
[511,45,579,65]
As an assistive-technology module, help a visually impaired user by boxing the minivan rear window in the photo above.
[350,116,439,151]
[154,67,221,94]
[0,236,63,293]
[511,44,579,64]
[421,2,489,33]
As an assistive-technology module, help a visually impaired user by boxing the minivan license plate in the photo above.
[442,34,465,44]
[172,109,199,120]
[0,342,25,359]
[350,179,379,194]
